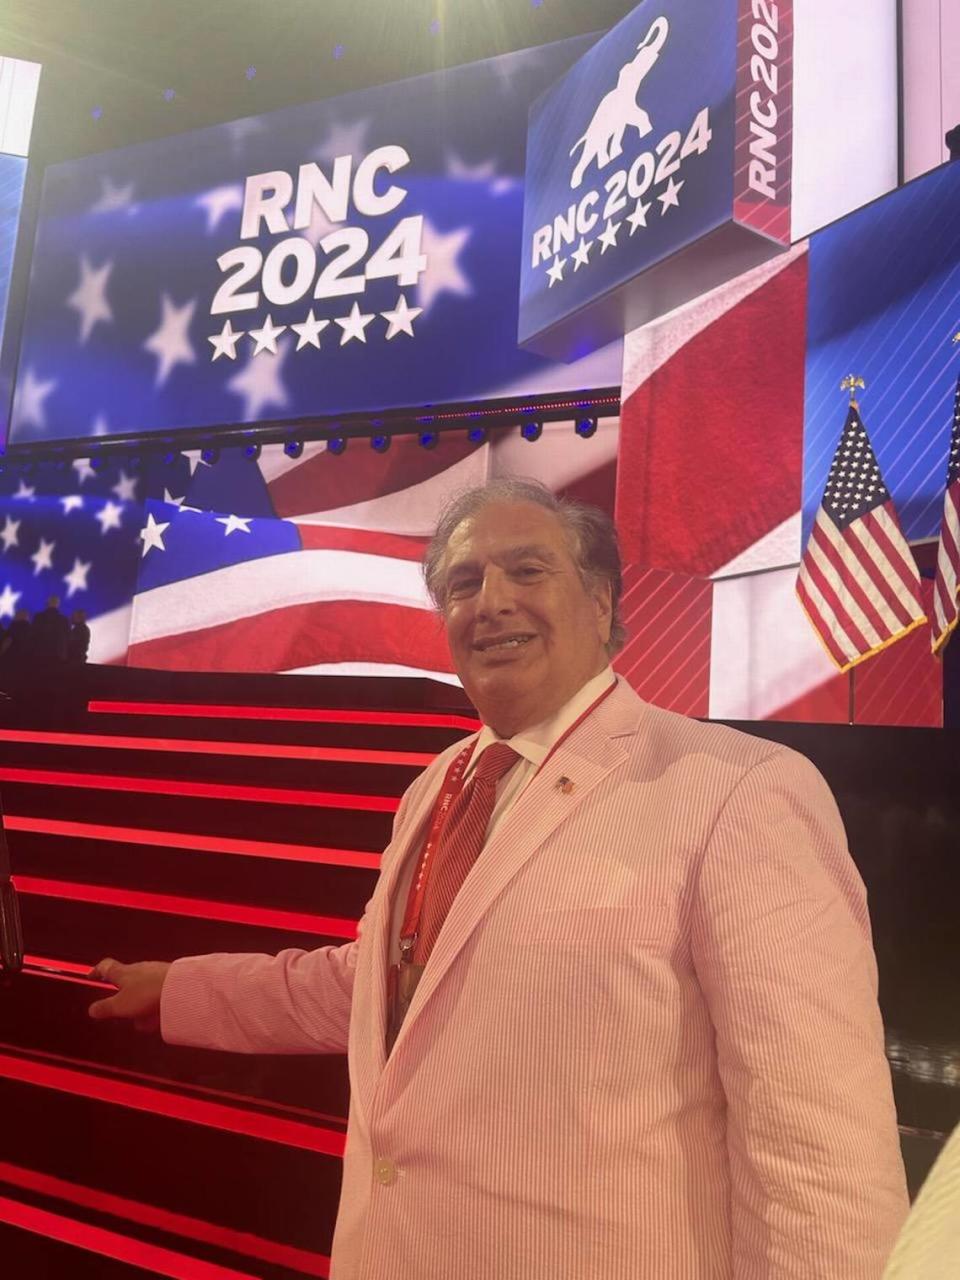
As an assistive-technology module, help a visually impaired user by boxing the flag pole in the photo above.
[840,376,865,724]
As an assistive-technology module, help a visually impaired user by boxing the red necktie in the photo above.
[413,742,521,965]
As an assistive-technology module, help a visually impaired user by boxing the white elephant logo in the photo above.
[569,16,670,191]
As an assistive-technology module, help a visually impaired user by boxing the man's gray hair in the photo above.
[423,477,626,655]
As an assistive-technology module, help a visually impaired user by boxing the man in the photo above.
[31,594,70,664]
[90,479,908,1278]
[66,609,91,665]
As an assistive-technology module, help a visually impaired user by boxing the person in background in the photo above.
[88,479,909,1279]
[66,609,91,665]
[31,594,70,665]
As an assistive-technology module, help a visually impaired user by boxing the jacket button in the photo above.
[374,1158,397,1186]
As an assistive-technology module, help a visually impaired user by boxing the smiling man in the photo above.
[90,479,908,1279]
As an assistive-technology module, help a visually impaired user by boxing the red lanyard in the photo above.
[397,679,616,960]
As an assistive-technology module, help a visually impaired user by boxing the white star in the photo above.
[60,494,84,515]
[72,458,97,485]
[208,318,244,362]
[381,294,422,340]
[248,314,286,356]
[546,255,566,287]
[91,176,136,214]
[0,517,20,552]
[163,489,186,506]
[0,584,21,619]
[627,199,652,234]
[571,237,593,270]
[95,500,124,534]
[445,151,516,196]
[290,309,330,351]
[181,450,209,477]
[143,294,197,386]
[335,301,376,346]
[13,367,57,433]
[139,512,170,557]
[227,337,291,421]
[66,255,114,343]
[417,217,472,313]
[314,118,371,163]
[63,558,91,598]
[215,513,253,537]
[196,184,244,233]
[13,480,36,502]
[598,220,622,253]
[112,470,138,502]
[658,177,685,213]
[31,538,55,576]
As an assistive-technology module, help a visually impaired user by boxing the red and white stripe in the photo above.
[797,502,926,672]
[932,477,960,654]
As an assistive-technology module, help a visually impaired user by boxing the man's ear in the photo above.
[594,579,613,644]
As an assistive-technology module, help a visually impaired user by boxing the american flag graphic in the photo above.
[796,404,926,673]
[931,372,960,655]
[125,421,619,679]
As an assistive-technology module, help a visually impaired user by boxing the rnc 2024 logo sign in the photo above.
[530,15,713,288]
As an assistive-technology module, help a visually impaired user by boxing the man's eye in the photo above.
[448,578,479,596]
[514,566,544,579]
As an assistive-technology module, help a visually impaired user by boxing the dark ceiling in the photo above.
[2,0,640,166]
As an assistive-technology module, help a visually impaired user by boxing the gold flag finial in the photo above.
[840,374,866,409]
[952,331,960,345]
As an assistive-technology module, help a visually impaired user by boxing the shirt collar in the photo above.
[467,667,616,775]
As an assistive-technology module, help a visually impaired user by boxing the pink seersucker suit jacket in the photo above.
[162,680,909,1279]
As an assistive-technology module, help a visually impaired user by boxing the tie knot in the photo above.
[473,741,521,785]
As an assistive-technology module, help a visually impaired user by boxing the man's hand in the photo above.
[87,958,172,1032]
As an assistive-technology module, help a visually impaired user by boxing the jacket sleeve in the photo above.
[690,746,909,1278]
[161,785,415,1055]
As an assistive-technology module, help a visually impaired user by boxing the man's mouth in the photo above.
[473,634,536,653]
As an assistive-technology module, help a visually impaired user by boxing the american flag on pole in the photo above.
[796,402,926,672]
[932,372,960,655]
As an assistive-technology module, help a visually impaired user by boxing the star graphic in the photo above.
[627,199,652,234]
[381,294,422,340]
[445,151,517,196]
[13,480,36,502]
[72,458,97,485]
[139,513,170,557]
[216,513,253,537]
[291,309,330,351]
[227,337,291,421]
[60,494,84,515]
[13,367,57,433]
[112,470,138,502]
[208,318,244,362]
[63,558,91,598]
[571,237,593,270]
[66,255,114,343]
[91,176,137,215]
[335,301,376,345]
[598,219,622,253]
[196,184,244,233]
[143,294,197,386]
[301,205,341,250]
[181,450,210,478]
[0,517,20,553]
[31,538,55,576]
[0,584,21,619]
[314,118,371,163]
[163,489,186,506]
[417,217,472,313]
[248,314,287,356]
[546,255,566,287]
[658,176,684,213]
[95,500,124,534]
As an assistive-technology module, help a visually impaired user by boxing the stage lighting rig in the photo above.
[575,416,598,438]
[243,442,262,461]
[371,434,391,453]
[419,431,439,450]
[284,440,304,458]
[327,437,347,456]
[200,445,220,465]
[521,419,543,442]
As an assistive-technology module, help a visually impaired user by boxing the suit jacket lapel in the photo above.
[386,682,644,1057]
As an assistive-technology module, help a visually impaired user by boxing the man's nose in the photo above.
[475,568,516,616]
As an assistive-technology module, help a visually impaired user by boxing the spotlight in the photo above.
[162,449,178,465]
[521,419,542,442]
[575,416,598,439]
[418,431,439,450]
[243,442,262,461]
[201,446,220,465]
[467,426,488,445]
[370,434,391,453]
[284,440,304,459]
[327,436,347,456]
[89,455,105,471]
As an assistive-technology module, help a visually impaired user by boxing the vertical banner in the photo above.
[733,0,793,243]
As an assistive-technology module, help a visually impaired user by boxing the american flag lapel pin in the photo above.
[556,776,574,795]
